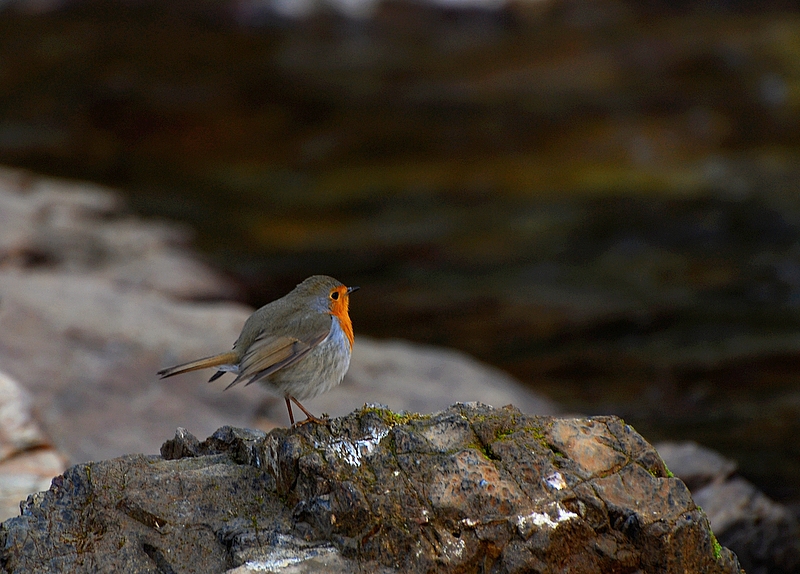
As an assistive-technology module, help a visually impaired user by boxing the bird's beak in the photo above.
[347,286,360,294]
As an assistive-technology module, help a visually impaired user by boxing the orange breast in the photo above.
[329,289,354,349]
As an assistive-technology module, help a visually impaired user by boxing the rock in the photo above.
[0,166,236,300]
[0,371,48,460]
[0,167,268,464]
[659,440,800,574]
[0,404,741,573]
[0,371,66,522]
[0,269,259,463]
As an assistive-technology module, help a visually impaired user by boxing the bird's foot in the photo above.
[293,413,330,427]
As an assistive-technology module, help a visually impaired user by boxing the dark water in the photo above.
[2,1,800,505]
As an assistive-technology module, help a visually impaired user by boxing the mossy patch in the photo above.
[495,428,514,440]
[512,424,550,452]
[360,405,426,427]
[711,531,722,560]
[698,506,723,560]
[525,425,548,443]
[467,441,495,461]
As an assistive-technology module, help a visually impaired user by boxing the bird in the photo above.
[157,275,358,426]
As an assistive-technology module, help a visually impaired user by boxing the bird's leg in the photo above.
[290,396,328,426]
[285,397,295,427]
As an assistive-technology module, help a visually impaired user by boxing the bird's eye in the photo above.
[330,291,340,300]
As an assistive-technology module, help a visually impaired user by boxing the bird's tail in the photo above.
[157,352,238,379]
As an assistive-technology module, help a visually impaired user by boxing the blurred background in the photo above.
[1,0,799,510]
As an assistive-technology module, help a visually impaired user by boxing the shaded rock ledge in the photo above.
[1,404,741,574]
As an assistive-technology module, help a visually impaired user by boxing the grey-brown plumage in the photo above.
[158,275,358,425]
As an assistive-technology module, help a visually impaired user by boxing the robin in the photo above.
[157,275,358,426]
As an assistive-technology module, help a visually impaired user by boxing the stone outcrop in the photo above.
[1,404,741,573]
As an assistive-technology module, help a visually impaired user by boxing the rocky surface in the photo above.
[0,404,741,574]
[659,441,800,574]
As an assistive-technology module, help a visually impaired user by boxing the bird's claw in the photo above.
[293,414,330,427]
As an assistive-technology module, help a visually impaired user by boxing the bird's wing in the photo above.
[225,317,331,389]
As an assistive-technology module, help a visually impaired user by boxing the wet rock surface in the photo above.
[1,404,741,573]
